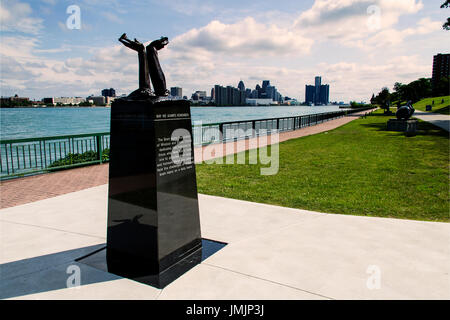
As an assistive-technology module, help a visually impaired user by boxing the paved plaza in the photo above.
[1,185,449,299]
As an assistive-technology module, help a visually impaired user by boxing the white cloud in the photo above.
[0,36,40,58]
[0,0,44,34]
[170,17,314,57]
[313,55,430,101]
[362,17,442,48]
[52,64,70,73]
[294,0,425,47]
[407,17,442,35]
[295,0,423,30]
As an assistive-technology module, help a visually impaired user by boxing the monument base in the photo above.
[387,119,417,136]
[77,239,226,288]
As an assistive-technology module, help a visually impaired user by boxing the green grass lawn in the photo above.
[196,110,449,222]
[413,96,450,115]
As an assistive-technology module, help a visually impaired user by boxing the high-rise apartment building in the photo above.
[432,53,450,95]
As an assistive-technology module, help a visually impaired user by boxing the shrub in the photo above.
[49,148,110,168]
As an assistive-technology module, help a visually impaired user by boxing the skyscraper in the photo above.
[305,85,315,104]
[255,84,261,98]
[314,77,321,105]
[319,84,329,105]
[266,85,275,100]
[214,85,226,105]
[262,80,270,91]
[238,80,245,92]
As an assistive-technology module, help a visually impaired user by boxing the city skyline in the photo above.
[305,76,330,105]
[0,0,448,101]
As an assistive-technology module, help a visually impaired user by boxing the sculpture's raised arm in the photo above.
[149,37,169,50]
[147,36,169,96]
[118,33,151,94]
[118,33,145,51]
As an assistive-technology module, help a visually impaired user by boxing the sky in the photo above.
[0,0,448,102]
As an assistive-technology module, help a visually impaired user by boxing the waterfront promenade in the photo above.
[1,107,449,300]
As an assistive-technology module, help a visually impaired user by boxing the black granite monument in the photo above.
[78,34,205,288]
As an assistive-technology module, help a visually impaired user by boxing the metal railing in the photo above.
[0,132,110,179]
[0,107,372,180]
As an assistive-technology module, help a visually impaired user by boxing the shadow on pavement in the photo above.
[0,244,121,299]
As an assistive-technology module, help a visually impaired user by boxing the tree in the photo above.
[441,1,450,30]
[392,82,406,103]
[408,78,432,102]
[434,76,449,96]
[391,78,432,104]
[373,87,391,112]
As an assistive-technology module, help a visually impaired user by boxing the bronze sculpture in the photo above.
[396,101,415,120]
[119,33,169,99]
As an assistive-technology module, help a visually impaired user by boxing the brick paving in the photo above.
[0,110,372,209]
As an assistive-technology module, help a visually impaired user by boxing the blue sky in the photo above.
[1,0,448,101]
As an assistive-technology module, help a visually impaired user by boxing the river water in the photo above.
[0,105,347,140]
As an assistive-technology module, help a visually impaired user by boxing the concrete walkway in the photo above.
[414,111,450,132]
[0,110,372,209]
[1,185,449,300]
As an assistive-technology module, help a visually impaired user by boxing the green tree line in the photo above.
[371,76,449,109]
